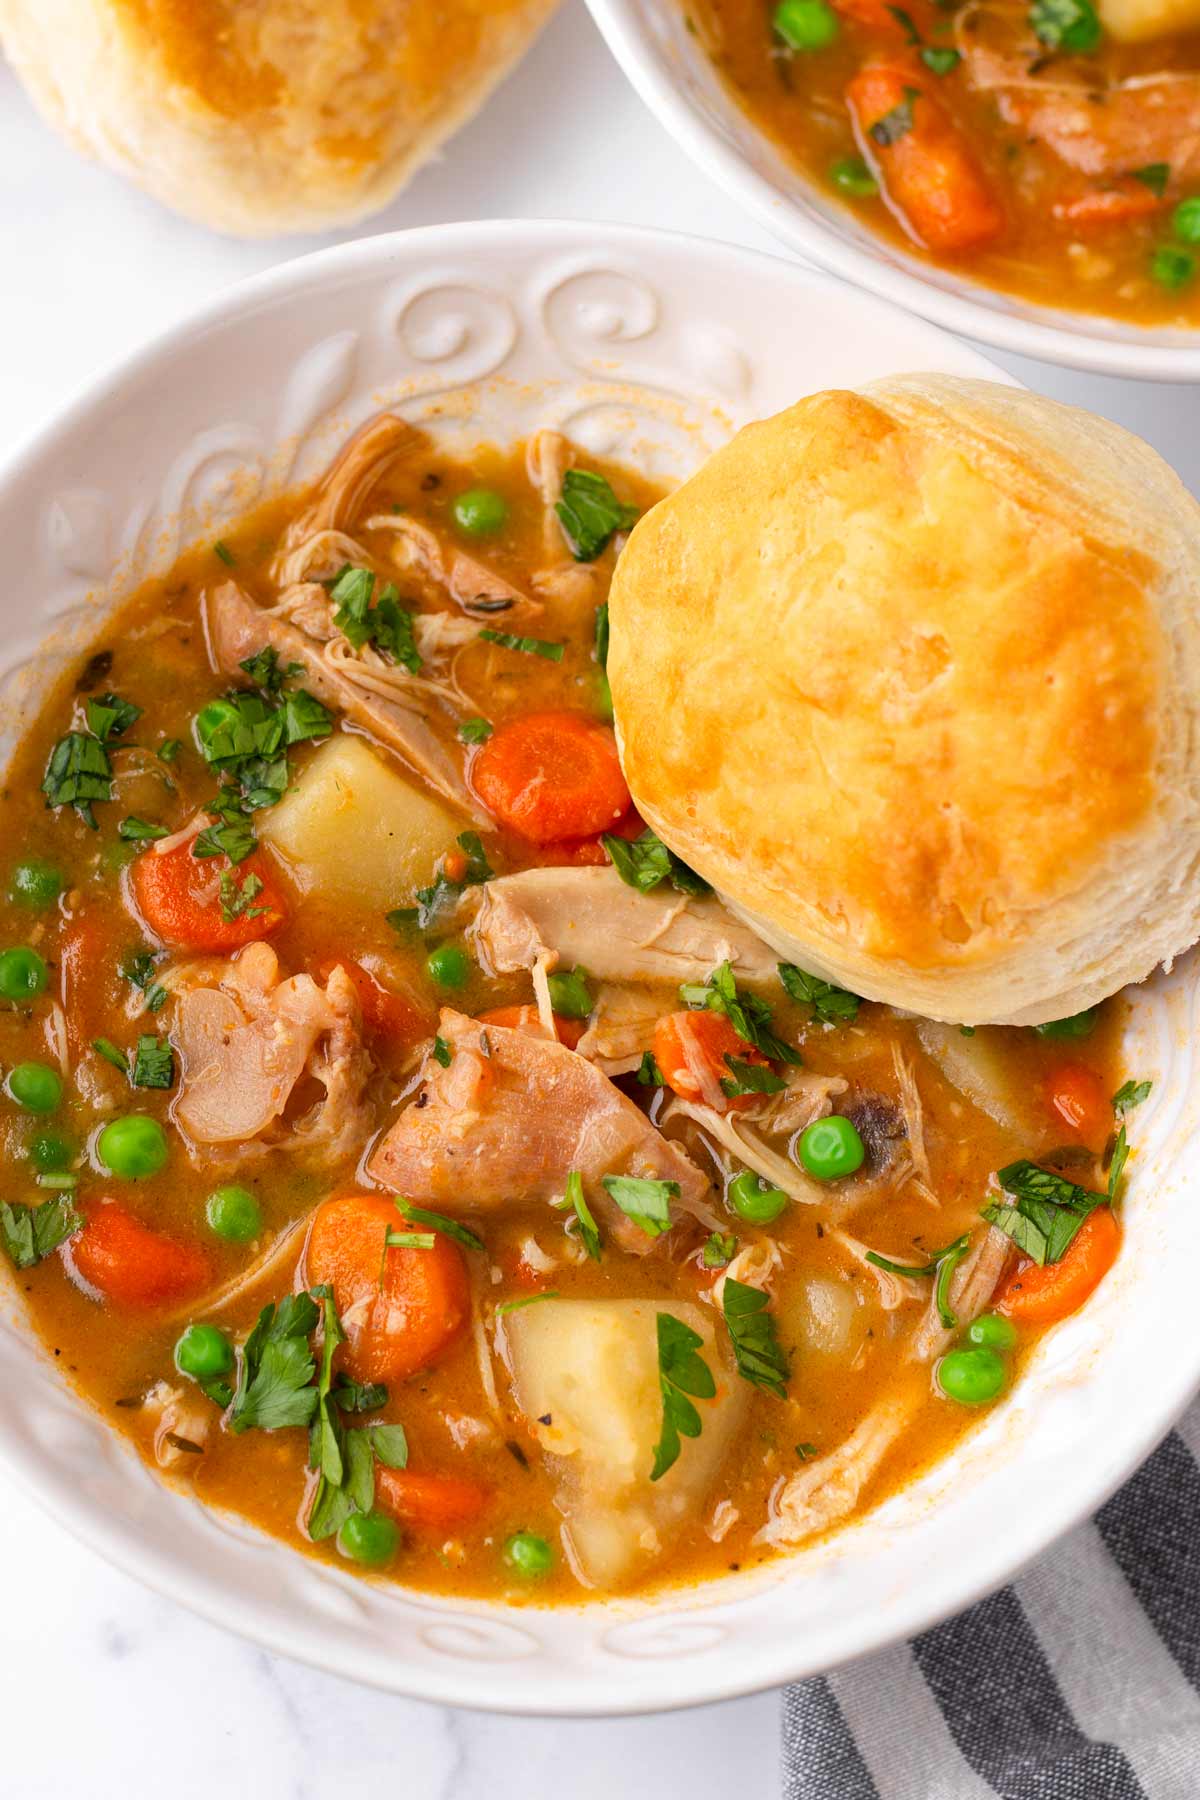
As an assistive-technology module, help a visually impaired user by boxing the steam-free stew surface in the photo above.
[686,0,1200,325]
[0,419,1134,1600]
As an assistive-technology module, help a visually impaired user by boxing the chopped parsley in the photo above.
[1113,1078,1151,1114]
[0,1195,81,1270]
[563,1169,602,1261]
[327,564,422,675]
[869,88,920,146]
[191,666,332,866]
[213,540,236,567]
[131,1034,174,1090]
[307,1286,409,1540]
[920,45,961,72]
[678,960,800,1066]
[119,946,168,1014]
[118,816,168,842]
[594,602,610,669]
[496,1291,561,1315]
[458,716,494,745]
[865,1233,971,1329]
[601,1174,677,1239]
[93,1036,129,1074]
[157,738,183,764]
[636,1051,665,1088]
[603,826,709,898]
[389,830,493,933]
[1030,0,1101,49]
[41,731,113,828]
[1133,164,1170,198]
[432,1035,453,1068]
[478,629,565,662]
[651,1311,716,1481]
[331,1376,388,1414]
[394,1197,485,1254]
[982,1162,1107,1267]
[85,693,141,744]
[778,963,861,1024]
[703,1231,737,1269]
[721,1056,787,1100]
[555,469,639,562]
[219,869,266,924]
[723,1278,789,1398]
[546,966,593,1021]
[238,646,303,694]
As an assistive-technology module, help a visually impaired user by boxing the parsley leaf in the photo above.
[85,693,141,744]
[193,816,257,866]
[864,1233,970,1328]
[1108,1123,1129,1201]
[678,961,800,1066]
[1113,1078,1151,1114]
[563,1170,602,1261]
[432,1035,453,1068]
[41,731,112,828]
[458,716,494,745]
[131,1034,174,1090]
[722,1278,789,1398]
[93,1036,128,1074]
[555,469,640,562]
[778,963,861,1024]
[603,827,710,898]
[118,816,167,842]
[394,1198,485,1254]
[332,1376,388,1414]
[478,629,565,662]
[721,1055,787,1100]
[703,1231,737,1269]
[1030,0,1101,50]
[120,946,168,1014]
[601,1174,677,1238]
[594,602,610,670]
[392,830,493,933]
[920,45,961,71]
[239,646,303,694]
[651,1312,716,1481]
[496,1291,561,1315]
[636,1051,665,1087]
[1132,163,1170,197]
[328,565,422,676]
[229,1292,321,1434]
[219,869,265,924]
[982,1160,1106,1267]
[0,1195,81,1269]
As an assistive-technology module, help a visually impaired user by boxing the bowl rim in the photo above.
[583,0,1200,382]
[0,217,1195,1716]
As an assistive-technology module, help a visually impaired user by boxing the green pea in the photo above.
[830,155,878,199]
[6,1061,64,1115]
[774,0,839,48]
[175,1323,234,1380]
[337,1510,400,1567]
[1174,197,1200,243]
[965,1312,1017,1352]
[97,1113,168,1179]
[936,1346,1006,1406]
[10,859,64,910]
[452,488,509,537]
[426,944,471,990]
[728,1169,788,1224]
[206,1184,262,1243]
[194,696,242,750]
[504,1530,554,1577]
[1035,1008,1097,1040]
[0,946,49,1003]
[546,967,593,1021]
[1151,245,1195,291]
[26,1129,74,1171]
[797,1114,865,1180]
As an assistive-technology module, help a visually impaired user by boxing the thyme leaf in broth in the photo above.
[652,1312,716,1481]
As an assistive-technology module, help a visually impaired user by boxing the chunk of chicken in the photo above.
[364,514,543,626]
[172,942,371,1159]
[469,866,778,987]
[204,580,485,824]
[367,1008,715,1250]
[281,414,420,546]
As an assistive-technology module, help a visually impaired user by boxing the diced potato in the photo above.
[499,1298,745,1590]
[260,734,461,911]
[916,1020,1042,1139]
[1098,0,1200,39]
[780,1275,869,1362]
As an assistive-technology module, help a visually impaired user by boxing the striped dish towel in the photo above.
[782,1402,1200,1798]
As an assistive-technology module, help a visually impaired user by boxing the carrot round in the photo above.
[471,712,631,844]
[1052,182,1163,228]
[1043,1060,1112,1149]
[375,1467,490,1532]
[131,839,288,952]
[304,1194,470,1385]
[537,806,646,869]
[847,66,1004,253]
[653,1010,765,1113]
[65,1203,212,1310]
[476,1003,585,1050]
[996,1207,1120,1325]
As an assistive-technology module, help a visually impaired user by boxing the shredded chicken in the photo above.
[709,1237,782,1309]
[203,579,485,823]
[663,1096,830,1206]
[144,1381,212,1469]
[273,528,372,592]
[364,513,543,625]
[368,1008,717,1252]
[890,1043,933,1192]
[575,983,663,1074]
[469,866,778,987]
[172,943,371,1159]
[745,1069,849,1134]
[828,1228,926,1312]
[280,414,419,548]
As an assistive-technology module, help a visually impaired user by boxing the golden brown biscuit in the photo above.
[0,0,558,236]
[607,376,1200,1025]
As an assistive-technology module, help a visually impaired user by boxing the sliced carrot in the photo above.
[996,1207,1120,1325]
[537,805,646,869]
[1044,1061,1112,1148]
[315,957,431,1045]
[847,65,1004,253]
[64,1202,211,1310]
[834,0,935,30]
[1052,181,1163,228]
[59,914,115,1057]
[471,711,631,844]
[304,1194,470,1385]
[476,1003,585,1051]
[375,1467,491,1532]
[131,839,288,952]
[653,1010,766,1113]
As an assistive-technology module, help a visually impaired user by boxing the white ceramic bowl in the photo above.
[585,0,1200,382]
[0,221,1197,1714]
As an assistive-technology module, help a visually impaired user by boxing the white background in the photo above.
[0,4,1195,1795]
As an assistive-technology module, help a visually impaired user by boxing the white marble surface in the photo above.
[0,3,1196,1793]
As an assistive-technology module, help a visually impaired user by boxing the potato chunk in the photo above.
[1098,0,1200,39]
[499,1298,746,1589]
[260,733,461,909]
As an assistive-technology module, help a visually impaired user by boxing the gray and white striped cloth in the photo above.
[782,1399,1200,1798]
